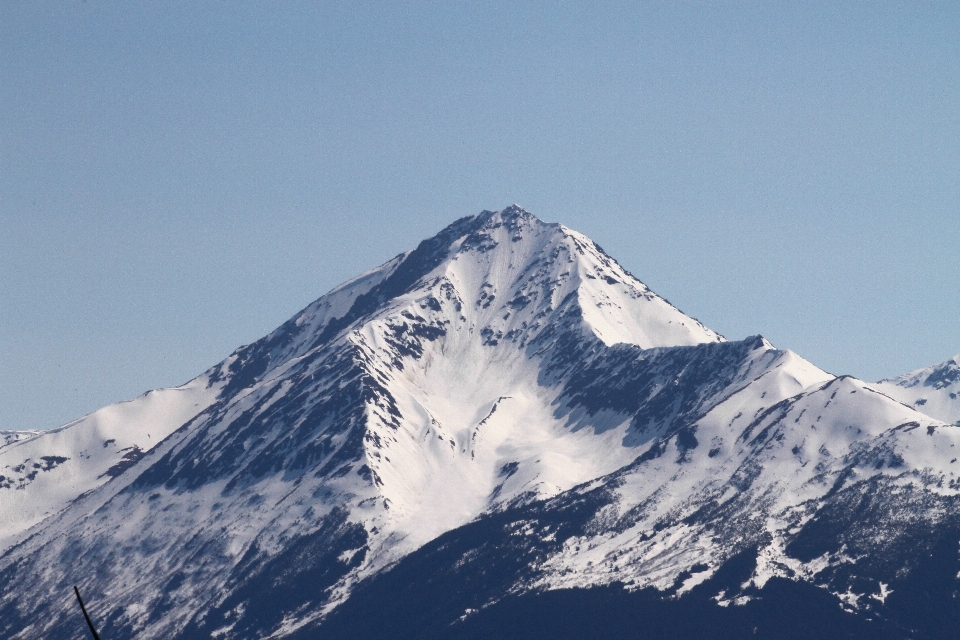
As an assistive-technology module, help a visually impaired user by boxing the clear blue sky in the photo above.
[2,2,958,432]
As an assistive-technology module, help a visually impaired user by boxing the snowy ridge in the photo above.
[535,375,953,595]
[873,354,960,425]
[0,372,223,550]
[1,207,959,640]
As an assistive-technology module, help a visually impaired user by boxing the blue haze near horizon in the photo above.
[1,2,958,432]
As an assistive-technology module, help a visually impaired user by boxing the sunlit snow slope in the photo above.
[873,355,960,425]
[0,373,223,550]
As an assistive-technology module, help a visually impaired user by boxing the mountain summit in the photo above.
[2,208,959,640]
[875,354,960,425]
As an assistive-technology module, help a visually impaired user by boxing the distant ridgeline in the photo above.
[2,207,960,639]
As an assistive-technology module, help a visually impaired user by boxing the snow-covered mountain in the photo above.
[0,374,223,551]
[1,207,957,640]
[873,355,960,425]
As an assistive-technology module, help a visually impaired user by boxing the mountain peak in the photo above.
[878,353,960,390]
[440,207,722,349]
[227,207,722,393]
[476,203,536,224]
[874,352,960,424]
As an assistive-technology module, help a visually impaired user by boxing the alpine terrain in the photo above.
[2,207,959,639]
[874,356,960,426]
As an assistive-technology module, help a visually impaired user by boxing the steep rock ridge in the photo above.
[873,354,960,425]
[0,206,957,640]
